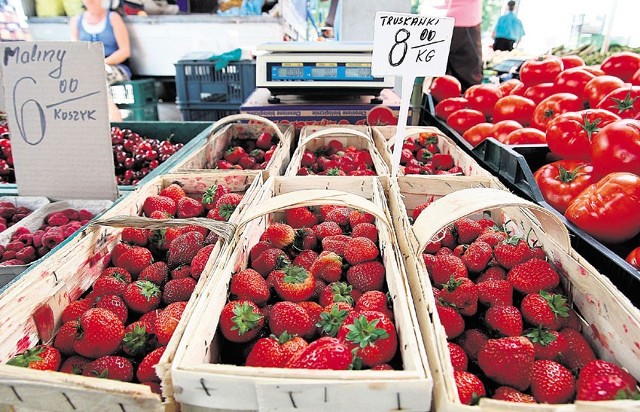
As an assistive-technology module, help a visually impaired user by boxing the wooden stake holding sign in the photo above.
[372,12,454,175]
[0,41,118,200]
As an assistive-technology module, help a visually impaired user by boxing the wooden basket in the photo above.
[285,126,390,176]
[167,114,293,177]
[386,180,640,412]
[372,126,492,177]
[171,176,432,412]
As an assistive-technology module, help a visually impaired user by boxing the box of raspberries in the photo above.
[170,176,432,411]
[286,126,389,177]
[387,180,640,409]
[168,114,293,177]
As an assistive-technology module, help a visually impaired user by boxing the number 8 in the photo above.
[389,28,410,67]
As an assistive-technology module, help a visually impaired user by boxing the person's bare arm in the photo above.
[69,15,79,41]
[105,12,131,66]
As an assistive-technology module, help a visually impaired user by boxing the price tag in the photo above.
[0,41,118,200]
[372,12,454,175]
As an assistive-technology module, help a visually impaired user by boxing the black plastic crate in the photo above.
[178,102,240,121]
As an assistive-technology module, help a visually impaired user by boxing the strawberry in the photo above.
[250,148,265,163]
[507,258,560,294]
[224,146,246,164]
[118,247,153,278]
[476,230,507,247]
[230,268,270,306]
[349,209,374,227]
[139,310,161,333]
[576,360,639,401]
[321,234,351,256]
[476,279,512,307]
[73,308,125,359]
[59,356,90,375]
[281,334,309,361]
[293,228,317,252]
[319,281,359,307]
[272,265,315,302]
[475,266,506,283]
[351,223,377,244]
[430,254,468,285]
[326,207,351,227]
[256,132,273,150]
[559,327,596,372]
[100,267,132,283]
[168,231,204,268]
[159,183,186,203]
[344,237,379,265]
[155,301,187,346]
[530,359,575,404]
[137,346,166,383]
[264,223,295,248]
[285,207,318,229]
[61,298,94,323]
[292,250,318,271]
[171,265,192,280]
[238,155,256,169]
[285,336,351,370]
[54,320,80,355]
[122,321,155,357]
[461,240,492,273]
[245,335,288,368]
[494,237,533,269]
[456,328,488,361]
[346,260,385,293]
[111,243,132,267]
[432,153,455,170]
[201,185,229,210]
[252,248,290,277]
[148,210,172,220]
[453,218,482,244]
[121,228,149,246]
[436,303,465,339]
[492,386,536,403]
[301,151,315,167]
[93,274,129,298]
[208,193,243,221]
[220,300,264,343]
[83,356,133,382]
[123,280,161,313]
[448,342,468,371]
[440,276,478,317]
[96,295,128,324]
[177,197,204,218]
[163,277,197,304]
[143,195,176,217]
[412,201,432,221]
[310,251,342,283]
[298,301,323,328]
[355,291,393,320]
[269,301,314,339]
[453,370,486,405]
[139,261,169,286]
[521,291,569,330]
[312,221,342,240]
[478,336,535,391]
[337,311,397,368]
[317,302,353,337]
[578,359,637,391]
[477,218,497,230]
[7,345,61,371]
[440,228,457,249]
[250,241,272,263]
[525,327,569,361]
[485,305,523,337]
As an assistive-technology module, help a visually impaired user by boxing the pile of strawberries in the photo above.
[417,210,639,404]
[398,132,461,175]
[0,208,94,267]
[0,201,33,233]
[296,140,377,176]
[218,204,399,370]
[0,118,14,184]
[216,132,278,170]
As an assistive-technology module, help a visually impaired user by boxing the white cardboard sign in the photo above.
[0,41,118,200]
[372,12,454,175]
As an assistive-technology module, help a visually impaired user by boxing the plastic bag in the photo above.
[217,0,263,16]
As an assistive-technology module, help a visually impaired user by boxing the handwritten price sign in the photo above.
[0,42,117,200]
[372,12,454,175]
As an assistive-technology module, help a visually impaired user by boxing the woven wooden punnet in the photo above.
[171,176,432,412]
[167,114,293,177]
[386,180,640,412]
[0,172,262,412]
[284,126,390,176]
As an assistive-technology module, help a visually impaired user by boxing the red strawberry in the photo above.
[139,309,161,333]
[521,291,569,330]
[337,311,397,368]
[430,254,469,285]
[96,295,128,324]
[453,370,486,405]
[293,228,317,252]
[148,210,172,220]
[208,193,243,221]
[7,345,61,371]
[230,268,270,306]
[578,359,637,391]
[440,276,478,317]
[171,265,192,279]
[457,328,488,361]
[412,201,431,221]
[139,261,169,286]
[123,280,161,313]
[461,240,492,273]
[100,267,132,283]
[525,327,569,361]
[310,251,343,283]
[73,308,125,359]
[224,146,246,164]
[319,281,359,307]
[492,386,536,403]
[485,305,523,337]
[137,346,166,383]
[121,228,149,246]
[476,279,512,307]
[559,327,596,372]
[344,237,379,265]
[476,230,507,247]
[177,197,204,218]
[349,209,374,227]
[494,237,533,269]
[281,334,309,361]
[326,207,351,227]
[507,258,560,294]
[238,155,256,169]
[252,248,290,277]
[346,260,385,292]
[319,205,339,220]
[530,359,575,404]
[155,301,187,346]
[285,336,351,370]
[245,335,288,368]
[111,243,132,267]
[61,298,94,323]
[298,301,323,328]
[312,221,342,240]
[292,249,319,271]
[321,234,351,256]
[59,356,90,375]
[143,195,176,217]
[83,356,133,382]
[159,183,186,203]
[272,265,315,302]
[162,275,197,303]
[317,302,353,337]
[250,148,265,163]
[436,303,465,339]
[448,342,468,371]
[351,223,378,243]
[432,153,455,170]
[355,291,393,320]
[285,207,318,229]
[576,360,638,401]
[122,320,155,357]
[220,300,264,343]
[118,247,153,278]
[475,266,506,283]
[168,231,204,268]
[256,132,273,150]
[92,275,128,298]
[311,278,327,301]
[250,241,272,263]
[264,223,295,248]
[478,336,535,391]
[201,185,229,210]
[269,301,314,339]
[454,218,482,244]
[54,320,80,355]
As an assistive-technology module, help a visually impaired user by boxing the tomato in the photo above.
[626,247,640,270]
[462,123,493,147]
[560,55,585,69]
[464,84,503,118]
[546,109,621,160]
[530,93,582,131]
[581,66,605,77]
[596,86,640,119]
[591,119,640,177]
[523,83,557,105]
[434,97,468,121]
[519,56,564,87]
[446,109,486,134]
[600,52,640,82]
[632,68,640,86]
[583,75,626,108]
[554,68,595,100]
[430,75,462,102]
[565,172,640,244]
[492,95,535,126]
[503,128,546,145]
[490,120,523,143]
[533,160,597,213]
[499,79,525,96]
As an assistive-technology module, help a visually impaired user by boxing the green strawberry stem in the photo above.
[202,185,219,205]
[316,306,349,337]
[345,315,389,349]
[282,265,309,284]
[137,280,161,301]
[540,290,569,318]
[123,324,150,356]
[331,282,354,305]
[7,346,46,367]
[230,302,263,335]
[524,326,557,346]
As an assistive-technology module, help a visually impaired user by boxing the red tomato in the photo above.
[492,95,535,126]
[554,68,595,99]
[519,56,564,87]
[596,86,640,119]
[565,172,640,244]
[523,83,557,105]
[446,109,486,134]
[462,123,493,147]
[530,93,582,131]
[583,75,626,108]
[430,75,462,102]
[626,247,640,270]
[434,97,468,121]
[499,79,525,96]
[464,84,503,118]
[591,119,640,177]
[600,52,640,82]
[632,68,640,86]
[560,55,585,69]
[581,66,605,77]
[546,109,621,160]
[533,160,598,213]
[490,120,523,143]
[503,128,546,145]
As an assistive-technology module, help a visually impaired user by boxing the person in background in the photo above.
[492,0,525,51]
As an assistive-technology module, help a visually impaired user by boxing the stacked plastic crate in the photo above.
[109,79,159,121]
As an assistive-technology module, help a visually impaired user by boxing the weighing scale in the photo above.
[256,42,395,103]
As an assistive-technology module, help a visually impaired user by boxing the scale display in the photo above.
[269,63,380,82]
